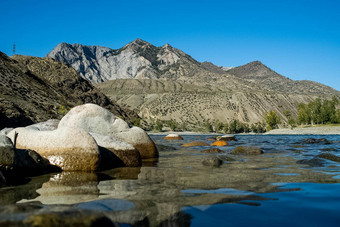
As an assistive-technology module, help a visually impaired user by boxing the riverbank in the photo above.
[265,125,340,135]
[148,126,340,136]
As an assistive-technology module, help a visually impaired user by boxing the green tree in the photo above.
[204,121,213,132]
[131,118,141,127]
[168,119,178,131]
[265,110,281,131]
[298,103,310,125]
[215,121,224,132]
[155,120,163,131]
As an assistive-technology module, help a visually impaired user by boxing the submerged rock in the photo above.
[201,148,223,153]
[317,153,340,162]
[156,144,177,152]
[303,138,331,144]
[231,146,263,155]
[202,157,223,167]
[182,141,210,147]
[164,134,184,140]
[296,158,325,167]
[218,155,236,162]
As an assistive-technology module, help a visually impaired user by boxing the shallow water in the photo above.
[1,134,340,226]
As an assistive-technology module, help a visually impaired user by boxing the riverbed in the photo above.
[0,134,339,226]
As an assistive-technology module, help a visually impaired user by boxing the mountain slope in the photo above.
[0,52,137,128]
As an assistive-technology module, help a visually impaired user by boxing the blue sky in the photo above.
[1,0,339,91]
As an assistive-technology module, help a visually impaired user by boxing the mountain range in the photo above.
[46,39,340,129]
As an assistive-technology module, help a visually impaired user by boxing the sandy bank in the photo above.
[265,126,340,135]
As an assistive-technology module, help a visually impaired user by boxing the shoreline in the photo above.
[148,126,340,136]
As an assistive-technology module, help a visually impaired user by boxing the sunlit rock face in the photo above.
[7,127,100,171]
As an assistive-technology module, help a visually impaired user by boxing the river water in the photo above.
[0,134,340,226]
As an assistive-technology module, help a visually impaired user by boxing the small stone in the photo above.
[231,146,263,155]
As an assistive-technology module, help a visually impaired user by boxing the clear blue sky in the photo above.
[1,0,339,91]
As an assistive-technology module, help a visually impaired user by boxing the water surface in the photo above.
[0,134,339,226]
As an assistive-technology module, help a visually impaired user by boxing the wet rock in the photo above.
[217,135,237,141]
[296,158,325,167]
[201,148,223,153]
[0,170,5,186]
[202,157,223,167]
[218,155,236,162]
[7,127,100,172]
[211,140,228,146]
[156,144,177,152]
[164,134,184,140]
[0,134,55,181]
[23,212,115,227]
[231,146,263,155]
[317,153,340,162]
[303,138,331,144]
[58,104,158,159]
[182,141,210,147]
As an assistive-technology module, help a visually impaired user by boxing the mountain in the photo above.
[47,38,208,84]
[47,39,340,129]
[0,52,137,128]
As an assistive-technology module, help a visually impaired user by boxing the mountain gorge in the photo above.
[46,39,340,129]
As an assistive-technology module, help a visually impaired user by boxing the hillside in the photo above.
[0,52,137,128]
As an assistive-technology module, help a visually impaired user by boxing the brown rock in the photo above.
[201,148,223,153]
[211,140,228,146]
[164,134,184,140]
[182,141,210,147]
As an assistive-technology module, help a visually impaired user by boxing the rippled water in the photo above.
[0,134,340,226]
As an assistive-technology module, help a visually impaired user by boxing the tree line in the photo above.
[297,97,340,125]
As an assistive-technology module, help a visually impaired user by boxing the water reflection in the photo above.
[1,135,340,226]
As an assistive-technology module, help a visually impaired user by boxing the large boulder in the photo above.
[7,127,100,172]
[0,134,55,185]
[90,133,141,169]
[58,104,158,159]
